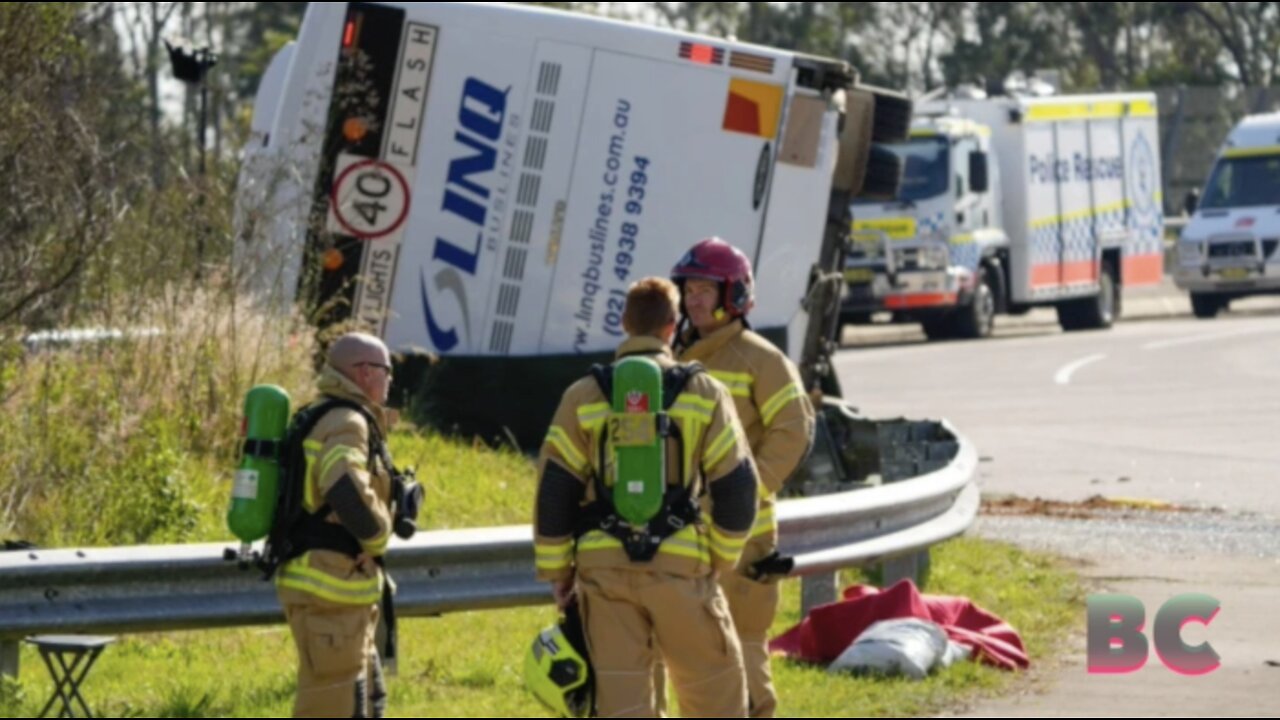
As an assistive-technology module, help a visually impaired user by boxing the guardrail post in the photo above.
[1,640,17,679]
[800,572,838,617]
[881,549,931,588]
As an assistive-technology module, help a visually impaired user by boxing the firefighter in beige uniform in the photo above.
[276,333,395,718]
[672,238,817,718]
[534,278,759,718]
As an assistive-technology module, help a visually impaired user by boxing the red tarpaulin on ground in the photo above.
[769,579,1030,671]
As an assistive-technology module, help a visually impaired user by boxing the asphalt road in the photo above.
[838,307,1280,517]
[833,303,1280,717]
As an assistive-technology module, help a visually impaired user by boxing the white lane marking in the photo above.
[1054,354,1107,386]
[1143,326,1280,351]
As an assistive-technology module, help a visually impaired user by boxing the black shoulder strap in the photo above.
[260,398,372,579]
[589,363,613,404]
[300,397,390,475]
[591,360,704,410]
[662,362,704,410]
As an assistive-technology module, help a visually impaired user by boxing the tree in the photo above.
[1173,2,1280,87]
[227,2,307,100]
[938,4,1075,91]
[116,2,182,187]
[0,4,151,328]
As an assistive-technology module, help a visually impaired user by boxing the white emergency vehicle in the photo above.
[843,92,1165,339]
[1174,112,1280,318]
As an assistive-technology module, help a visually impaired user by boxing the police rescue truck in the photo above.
[1173,112,1280,318]
[235,1,908,446]
[842,92,1165,340]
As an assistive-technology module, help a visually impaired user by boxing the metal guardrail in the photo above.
[0,421,977,676]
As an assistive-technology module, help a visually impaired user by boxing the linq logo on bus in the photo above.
[421,77,509,353]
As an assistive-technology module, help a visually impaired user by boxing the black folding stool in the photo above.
[25,636,115,718]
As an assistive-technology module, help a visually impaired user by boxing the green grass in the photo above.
[772,537,1082,717]
[1,426,1081,718]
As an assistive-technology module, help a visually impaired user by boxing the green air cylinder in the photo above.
[609,357,665,526]
[227,385,290,547]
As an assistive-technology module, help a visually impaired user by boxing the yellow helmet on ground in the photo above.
[524,602,593,718]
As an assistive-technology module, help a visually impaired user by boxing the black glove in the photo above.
[749,551,795,580]
[391,470,425,540]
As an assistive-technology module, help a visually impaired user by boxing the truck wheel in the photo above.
[953,267,996,339]
[1190,292,1224,319]
[1094,264,1119,328]
[1058,264,1117,332]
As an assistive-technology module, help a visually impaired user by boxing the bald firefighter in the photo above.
[275,333,399,718]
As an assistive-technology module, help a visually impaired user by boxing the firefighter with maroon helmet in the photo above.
[666,237,816,718]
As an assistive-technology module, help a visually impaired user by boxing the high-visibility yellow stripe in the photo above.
[535,550,570,568]
[656,528,711,563]
[537,540,573,554]
[711,546,741,563]
[706,366,752,394]
[577,403,610,430]
[674,393,716,412]
[320,445,364,483]
[1223,145,1280,159]
[577,528,711,564]
[709,370,753,385]
[277,574,382,605]
[709,371,753,397]
[853,217,917,241]
[363,533,389,556]
[671,406,708,423]
[709,528,746,561]
[709,529,746,549]
[712,382,751,398]
[1128,99,1157,117]
[670,407,714,427]
[545,426,587,474]
[285,555,382,590]
[704,425,738,469]
[304,448,318,510]
[1030,200,1132,231]
[709,540,746,560]
[276,554,382,605]
[1025,99,1156,123]
[669,414,705,482]
[536,542,573,570]
[761,384,803,427]
[576,532,623,553]
[751,505,777,538]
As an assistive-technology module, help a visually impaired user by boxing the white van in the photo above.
[1174,112,1280,318]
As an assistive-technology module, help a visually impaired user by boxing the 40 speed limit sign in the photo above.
[327,154,412,240]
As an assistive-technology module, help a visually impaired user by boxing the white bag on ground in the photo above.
[828,618,971,679]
